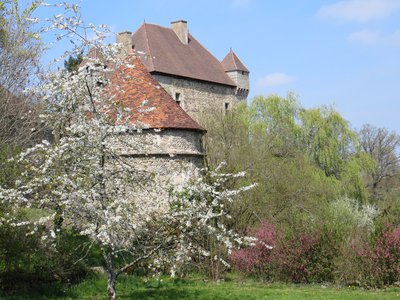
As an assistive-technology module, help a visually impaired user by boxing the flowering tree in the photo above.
[0,2,254,299]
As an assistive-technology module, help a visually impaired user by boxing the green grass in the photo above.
[1,274,400,300]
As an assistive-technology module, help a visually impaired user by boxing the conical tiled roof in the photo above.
[221,50,249,73]
[105,53,205,132]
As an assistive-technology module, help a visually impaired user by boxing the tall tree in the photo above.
[299,106,358,179]
[359,124,400,194]
[0,0,43,148]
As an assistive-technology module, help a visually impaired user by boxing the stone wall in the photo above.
[108,129,203,156]
[153,74,245,125]
[106,129,204,205]
[225,71,249,92]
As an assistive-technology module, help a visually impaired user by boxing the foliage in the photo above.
[230,196,380,285]
[230,221,277,279]
[359,124,400,197]
[353,224,400,287]
[64,51,83,73]
[205,94,370,234]
[327,196,378,234]
[0,0,44,148]
[0,221,91,292]
[299,106,358,178]
[0,146,22,188]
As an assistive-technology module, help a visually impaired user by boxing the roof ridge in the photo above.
[230,50,238,70]
[142,23,154,71]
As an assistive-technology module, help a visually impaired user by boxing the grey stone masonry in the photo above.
[225,70,250,100]
[153,74,245,125]
[106,129,204,204]
[107,129,203,157]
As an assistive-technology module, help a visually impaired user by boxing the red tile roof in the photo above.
[131,23,236,87]
[221,50,249,73]
[104,53,205,132]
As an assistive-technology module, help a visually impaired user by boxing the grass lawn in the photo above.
[1,274,400,300]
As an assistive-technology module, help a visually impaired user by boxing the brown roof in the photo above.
[131,23,236,87]
[104,53,205,132]
[221,50,249,73]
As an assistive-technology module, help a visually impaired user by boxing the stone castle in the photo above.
[96,20,250,198]
[116,20,250,125]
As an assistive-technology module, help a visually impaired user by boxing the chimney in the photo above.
[116,31,133,58]
[171,20,188,45]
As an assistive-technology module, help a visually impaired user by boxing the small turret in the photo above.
[221,49,250,100]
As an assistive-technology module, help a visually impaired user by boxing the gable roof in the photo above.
[104,53,205,132]
[221,49,249,73]
[131,23,236,87]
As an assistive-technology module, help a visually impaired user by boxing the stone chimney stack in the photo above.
[171,20,188,45]
[116,31,133,58]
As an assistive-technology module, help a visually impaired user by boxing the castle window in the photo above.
[225,102,230,110]
[175,93,181,106]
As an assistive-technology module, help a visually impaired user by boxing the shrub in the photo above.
[274,225,338,283]
[354,224,400,287]
[230,221,278,279]
[0,224,92,292]
[231,221,341,283]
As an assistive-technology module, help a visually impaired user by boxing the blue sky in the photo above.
[36,0,400,131]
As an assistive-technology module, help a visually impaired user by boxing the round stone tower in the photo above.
[105,53,206,204]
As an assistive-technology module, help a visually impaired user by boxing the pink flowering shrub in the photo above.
[354,224,400,286]
[274,231,321,283]
[231,221,400,285]
[230,221,278,279]
[231,222,340,283]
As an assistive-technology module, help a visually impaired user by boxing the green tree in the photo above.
[299,106,357,178]
[205,94,374,233]
[64,51,83,73]
[248,93,300,157]
[298,106,373,201]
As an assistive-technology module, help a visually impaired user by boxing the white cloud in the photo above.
[257,73,295,88]
[348,29,400,46]
[348,29,381,44]
[317,0,400,22]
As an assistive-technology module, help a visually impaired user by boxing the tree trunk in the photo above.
[104,248,117,300]
[107,273,117,300]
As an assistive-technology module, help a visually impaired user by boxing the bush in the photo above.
[231,221,341,283]
[230,221,278,280]
[274,225,341,283]
[354,224,400,287]
[0,223,93,292]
